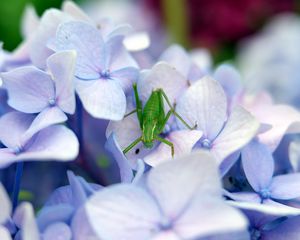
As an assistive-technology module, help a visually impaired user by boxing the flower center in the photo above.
[48,98,56,106]
[100,69,111,79]
[201,138,212,149]
[159,217,173,231]
[250,228,261,240]
[259,188,271,200]
[13,146,23,155]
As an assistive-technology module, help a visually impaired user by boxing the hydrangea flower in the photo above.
[34,171,102,240]
[0,183,38,240]
[240,91,300,151]
[0,111,78,168]
[226,140,300,211]
[52,20,139,120]
[1,51,77,136]
[176,76,259,165]
[84,151,247,240]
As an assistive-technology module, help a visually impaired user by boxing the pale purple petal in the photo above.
[17,125,79,161]
[29,9,71,69]
[228,200,300,216]
[55,21,104,79]
[1,67,55,113]
[0,226,11,240]
[23,107,67,143]
[0,148,16,168]
[108,37,138,71]
[71,207,98,240]
[213,64,242,98]
[43,222,72,240]
[85,185,161,240]
[243,98,300,151]
[75,79,126,120]
[147,151,221,219]
[36,205,73,231]
[21,5,39,39]
[110,67,138,92]
[106,111,150,167]
[137,62,187,107]
[105,133,134,182]
[241,140,274,192]
[270,173,300,200]
[159,44,191,78]
[0,111,34,148]
[61,1,92,23]
[46,50,76,114]
[219,151,241,177]
[176,76,227,139]
[13,203,39,240]
[144,130,203,167]
[0,184,11,224]
[152,231,180,240]
[174,197,247,239]
[289,141,300,172]
[212,106,259,164]
[263,216,300,240]
[224,191,261,203]
[67,171,88,207]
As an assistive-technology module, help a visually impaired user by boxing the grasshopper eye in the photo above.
[135,148,140,154]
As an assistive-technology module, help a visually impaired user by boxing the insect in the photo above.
[123,83,197,157]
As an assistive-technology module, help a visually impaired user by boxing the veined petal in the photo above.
[175,197,247,239]
[159,44,191,78]
[176,76,227,139]
[110,67,139,92]
[137,62,187,108]
[1,66,55,113]
[19,125,79,161]
[75,79,126,120]
[212,106,259,165]
[47,50,76,114]
[85,185,161,240]
[241,140,274,192]
[144,130,203,167]
[147,151,221,219]
[55,21,104,79]
[106,112,150,167]
[29,9,71,69]
[270,173,300,200]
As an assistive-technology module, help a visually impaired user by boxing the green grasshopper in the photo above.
[123,84,196,157]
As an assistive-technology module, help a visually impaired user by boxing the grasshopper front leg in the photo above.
[160,89,197,130]
[123,136,143,154]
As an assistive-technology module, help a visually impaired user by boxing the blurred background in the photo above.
[0,0,299,62]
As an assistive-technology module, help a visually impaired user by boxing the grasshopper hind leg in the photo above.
[155,136,174,157]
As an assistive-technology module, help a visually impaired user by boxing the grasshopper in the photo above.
[123,84,196,157]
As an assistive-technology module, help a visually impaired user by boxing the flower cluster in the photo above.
[1,1,300,240]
